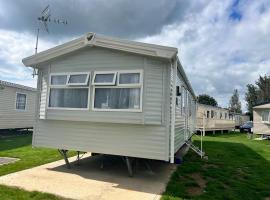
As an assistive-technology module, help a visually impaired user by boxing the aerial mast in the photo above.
[33,5,67,77]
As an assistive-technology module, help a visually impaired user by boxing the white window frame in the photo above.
[15,92,27,111]
[92,70,143,112]
[47,72,90,110]
[49,74,68,86]
[92,71,117,86]
[117,70,142,86]
[67,72,90,86]
[261,110,270,123]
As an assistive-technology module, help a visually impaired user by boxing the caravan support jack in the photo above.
[58,149,71,169]
[125,157,134,177]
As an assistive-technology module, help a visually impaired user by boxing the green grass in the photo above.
[0,134,73,176]
[0,185,63,200]
[0,133,75,199]
[162,132,270,200]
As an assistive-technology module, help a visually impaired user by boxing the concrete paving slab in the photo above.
[0,157,19,165]
[0,154,176,200]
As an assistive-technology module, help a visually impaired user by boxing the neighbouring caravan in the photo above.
[253,103,270,136]
[197,103,235,133]
[0,80,36,129]
[234,113,250,129]
[22,33,197,170]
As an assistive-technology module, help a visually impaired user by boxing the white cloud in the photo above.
[0,0,270,112]
[138,0,270,111]
[0,30,57,87]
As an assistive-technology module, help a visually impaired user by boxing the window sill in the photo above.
[92,108,143,113]
[47,107,89,111]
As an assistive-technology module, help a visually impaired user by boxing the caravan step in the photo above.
[185,141,206,158]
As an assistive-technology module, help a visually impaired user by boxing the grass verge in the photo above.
[162,132,270,200]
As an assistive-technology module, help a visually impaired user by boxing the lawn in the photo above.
[0,133,74,200]
[162,132,270,200]
[1,132,270,200]
[0,133,70,176]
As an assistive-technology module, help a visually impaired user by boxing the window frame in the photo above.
[66,72,90,86]
[92,71,117,86]
[49,74,68,86]
[15,92,27,111]
[92,70,143,112]
[261,110,270,123]
[47,72,90,110]
[117,70,142,86]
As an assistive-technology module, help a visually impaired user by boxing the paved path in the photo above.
[0,154,176,200]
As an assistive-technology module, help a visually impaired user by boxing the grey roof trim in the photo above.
[177,58,196,99]
[0,80,36,91]
[22,32,178,67]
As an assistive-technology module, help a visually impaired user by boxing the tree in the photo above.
[256,75,270,103]
[245,74,270,120]
[229,89,242,113]
[245,84,258,116]
[197,94,218,106]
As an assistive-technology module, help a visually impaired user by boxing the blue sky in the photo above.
[0,0,270,111]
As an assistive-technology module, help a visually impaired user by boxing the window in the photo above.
[262,110,270,123]
[225,113,228,119]
[220,112,223,119]
[93,70,143,111]
[118,72,141,85]
[92,72,117,85]
[51,75,67,85]
[211,110,214,118]
[207,111,210,118]
[67,74,89,85]
[49,88,88,108]
[94,88,140,109]
[16,93,26,110]
[48,73,90,109]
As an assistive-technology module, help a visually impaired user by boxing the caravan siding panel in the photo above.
[253,109,270,135]
[34,120,168,161]
[39,68,49,119]
[174,70,186,152]
[144,59,167,125]
[41,47,166,125]
[0,86,36,129]
[173,68,196,153]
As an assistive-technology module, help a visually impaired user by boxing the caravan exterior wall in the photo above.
[253,104,270,135]
[0,82,36,129]
[23,33,196,162]
[197,104,235,131]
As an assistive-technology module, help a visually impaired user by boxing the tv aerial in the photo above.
[33,5,67,77]
[35,5,68,54]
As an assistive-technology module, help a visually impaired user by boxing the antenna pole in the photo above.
[35,26,40,54]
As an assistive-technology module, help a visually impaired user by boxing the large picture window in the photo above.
[93,70,143,111]
[48,73,89,109]
[16,93,26,110]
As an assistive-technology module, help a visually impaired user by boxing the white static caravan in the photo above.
[0,80,36,129]
[22,33,197,171]
[253,103,270,136]
[197,103,235,134]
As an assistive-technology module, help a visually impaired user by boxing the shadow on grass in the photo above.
[162,140,270,200]
[0,134,32,152]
